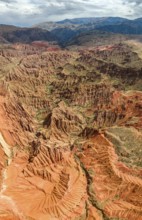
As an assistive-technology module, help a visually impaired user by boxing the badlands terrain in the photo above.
[0,37,141,220]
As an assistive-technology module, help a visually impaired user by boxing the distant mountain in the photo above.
[34,17,128,31]
[0,25,56,44]
[95,18,142,34]
[57,17,128,25]
[33,21,79,31]
[66,30,130,48]
[57,17,106,25]
[96,24,142,35]
[1,17,142,46]
[34,17,142,46]
[42,17,128,46]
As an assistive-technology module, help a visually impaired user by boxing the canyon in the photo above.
[0,41,141,220]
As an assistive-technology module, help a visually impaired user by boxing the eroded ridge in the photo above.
[0,43,141,220]
[78,134,142,220]
[47,102,86,146]
[4,143,87,220]
[0,197,23,220]
[0,84,33,147]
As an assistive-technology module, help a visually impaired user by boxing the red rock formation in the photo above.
[87,205,103,220]
[0,43,141,220]
[0,83,33,147]
[0,197,23,220]
[48,101,86,146]
[78,134,142,220]
[3,144,87,220]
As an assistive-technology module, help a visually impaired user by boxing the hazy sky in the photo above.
[0,0,141,26]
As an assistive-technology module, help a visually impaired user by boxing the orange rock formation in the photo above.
[0,43,141,220]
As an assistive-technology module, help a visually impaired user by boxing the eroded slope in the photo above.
[0,42,141,220]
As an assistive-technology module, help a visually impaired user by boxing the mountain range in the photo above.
[0,17,142,46]
[35,17,142,45]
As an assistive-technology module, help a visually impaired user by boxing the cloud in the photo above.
[0,0,16,2]
[122,0,142,17]
[0,0,141,26]
[124,0,142,4]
